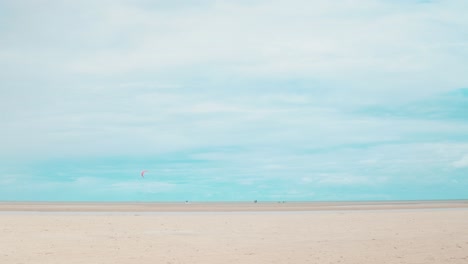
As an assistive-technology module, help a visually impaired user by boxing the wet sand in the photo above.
[1,200,468,212]
[1,201,467,263]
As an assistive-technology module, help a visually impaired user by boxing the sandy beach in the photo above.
[1,201,467,263]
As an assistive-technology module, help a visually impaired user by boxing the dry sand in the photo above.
[1,201,467,263]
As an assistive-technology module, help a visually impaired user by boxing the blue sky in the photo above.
[1,0,468,201]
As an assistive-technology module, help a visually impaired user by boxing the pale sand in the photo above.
[1,202,467,264]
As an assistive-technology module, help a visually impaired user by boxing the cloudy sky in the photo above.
[1,0,468,201]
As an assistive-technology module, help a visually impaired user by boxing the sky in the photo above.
[1,0,468,201]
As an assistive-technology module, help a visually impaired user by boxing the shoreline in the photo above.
[1,200,467,212]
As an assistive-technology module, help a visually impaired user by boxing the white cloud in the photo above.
[1,0,468,163]
[110,181,176,193]
[317,174,376,186]
[453,155,468,168]
[1,0,467,98]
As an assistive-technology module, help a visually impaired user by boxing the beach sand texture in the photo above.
[1,202,468,264]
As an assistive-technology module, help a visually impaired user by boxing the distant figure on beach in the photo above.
[254,200,257,203]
